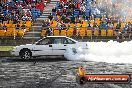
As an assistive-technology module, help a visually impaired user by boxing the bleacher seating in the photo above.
[0,20,32,37]
[101,30,107,36]
[40,0,132,38]
[0,0,132,39]
[0,0,45,38]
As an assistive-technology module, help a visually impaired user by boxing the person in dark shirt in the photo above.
[48,14,53,21]
[42,20,50,29]
[61,23,66,30]
[52,6,56,13]
[3,23,7,30]
[0,14,4,23]
[0,23,3,30]
[70,16,75,23]
[15,23,20,30]
[128,22,132,31]
[61,15,66,22]
[52,7,56,16]
[64,17,70,23]
[21,23,26,30]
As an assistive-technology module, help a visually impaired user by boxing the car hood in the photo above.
[13,44,35,50]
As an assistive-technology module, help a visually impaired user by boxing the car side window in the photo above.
[53,38,63,44]
[66,38,76,44]
[63,38,68,44]
[37,38,53,45]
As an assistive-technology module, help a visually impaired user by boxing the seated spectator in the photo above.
[46,28,52,36]
[63,7,67,13]
[11,12,16,21]
[63,17,70,23]
[26,10,31,17]
[15,23,20,30]
[0,14,4,23]
[57,20,62,29]
[60,0,67,3]
[48,14,53,21]
[123,24,129,32]
[3,23,7,30]
[58,3,63,9]
[128,22,132,31]
[70,16,75,23]
[21,22,26,31]
[61,15,66,22]
[0,23,3,30]
[36,1,44,14]
[32,0,37,7]
[56,9,62,16]
[88,23,92,28]
[17,5,23,14]
[22,14,28,21]
[93,23,99,30]
[66,9,72,16]
[75,18,81,23]
[42,19,50,29]
[23,7,30,15]
[52,6,56,13]
[107,22,114,29]
[115,22,121,32]
[115,21,121,39]
[100,21,107,29]
[61,23,66,30]
[27,3,32,9]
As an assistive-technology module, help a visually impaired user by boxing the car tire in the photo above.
[79,76,86,85]
[20,49,32,60]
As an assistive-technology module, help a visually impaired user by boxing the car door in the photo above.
[33,37,53,56]
[51,37,67,55]
[52,37,76,55]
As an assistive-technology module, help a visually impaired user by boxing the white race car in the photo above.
[11,36,88,59]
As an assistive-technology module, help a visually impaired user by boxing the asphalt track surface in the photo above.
[0,57,132,88]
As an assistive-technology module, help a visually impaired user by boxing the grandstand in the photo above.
[0,0,132,41]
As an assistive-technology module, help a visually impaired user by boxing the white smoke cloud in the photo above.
[97,0,132,19]
[64,40,132,64]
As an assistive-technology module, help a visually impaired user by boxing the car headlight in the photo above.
[12,46,19,51]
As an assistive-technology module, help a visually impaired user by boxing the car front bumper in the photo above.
[10,50,19,56]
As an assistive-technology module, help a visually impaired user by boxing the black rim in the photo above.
[21,50,31,59]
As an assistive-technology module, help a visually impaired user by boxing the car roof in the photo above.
[36,36,78,43]
[46,36,67,38]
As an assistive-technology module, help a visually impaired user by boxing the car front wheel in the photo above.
[20,49,32,60]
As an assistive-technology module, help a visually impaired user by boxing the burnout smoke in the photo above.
[97,0,132,19]
[64,41,132,63]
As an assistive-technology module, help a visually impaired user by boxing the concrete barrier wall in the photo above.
[0,51,11,57]
[0,39,38,46]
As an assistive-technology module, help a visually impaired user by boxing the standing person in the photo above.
[115,21,121,39]
[48,14,53,21]
[57,20,62,34]
[77,65,86,76]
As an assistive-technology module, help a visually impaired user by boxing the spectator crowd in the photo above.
[0,0,45,23]
[41,0,132,38]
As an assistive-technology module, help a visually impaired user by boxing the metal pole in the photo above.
[14,27,15,40]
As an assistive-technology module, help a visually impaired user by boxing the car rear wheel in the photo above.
[20,49,32,60]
